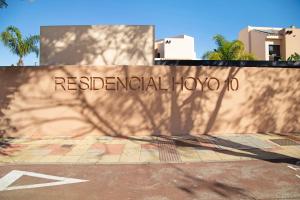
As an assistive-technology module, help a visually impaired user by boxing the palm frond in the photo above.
[287,53,300,61]
[203,51,222,60]
[202,51,213,59]
[240,53,256,60]
[1,26,24,56]
[24,35,40,49]
[23,35,40,57]
[6,26,23,43]
[30,45,39,57]
[1,30,19,55]
[228,40,244,60]
[1,26,40,65]
[213,34,227,49]
[0,0,8,8]
[206,34,256,61]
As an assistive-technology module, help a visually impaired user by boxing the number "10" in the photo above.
[224,78,239,91]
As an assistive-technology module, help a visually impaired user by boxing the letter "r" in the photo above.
[55,77,66,90]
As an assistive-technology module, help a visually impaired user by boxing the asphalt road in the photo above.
[0,160,300,200]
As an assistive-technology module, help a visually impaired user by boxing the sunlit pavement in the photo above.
[0,160,300,200]
[0,133,300,199]
[0,133,299,164]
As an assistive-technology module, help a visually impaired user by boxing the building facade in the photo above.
[40,25,154,66]
[155,35,196,60]
[239,26,300,61]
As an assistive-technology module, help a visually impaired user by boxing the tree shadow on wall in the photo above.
[1,25,243,139]
[1,28,300,164]
[2,64,299,164]
[41,25,153,66]
[3,64,300,138]
[230,68,300,135]
[0,67,29,155]
[1,63,299,198]
[63,65,238,137]
[0,64,240,138]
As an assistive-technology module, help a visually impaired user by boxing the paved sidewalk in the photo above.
[1,161,300,200]
[0,133,299,164]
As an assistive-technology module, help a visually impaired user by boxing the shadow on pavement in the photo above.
[118,134,299,165]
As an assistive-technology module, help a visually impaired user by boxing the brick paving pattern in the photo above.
[0,133,299,164]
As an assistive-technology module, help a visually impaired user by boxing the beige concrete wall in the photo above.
[238,27,267,60]
[0,66,299,138]
[249,31,267,60]
[239,26,300,61]
[238,28,250,52]
[40,25,154,66]
[284,28,300,59]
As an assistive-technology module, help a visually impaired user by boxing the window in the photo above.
[155,49,160,58]
[269,45,281,61]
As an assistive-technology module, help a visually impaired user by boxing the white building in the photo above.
[155,35,197,60]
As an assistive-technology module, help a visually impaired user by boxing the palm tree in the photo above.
[287,53,300,61]
[0,26,39,66]
[203,34,255,60]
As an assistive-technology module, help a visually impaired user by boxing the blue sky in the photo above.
[0,0,299,66]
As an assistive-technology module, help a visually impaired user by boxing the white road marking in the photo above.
[287,165,300,171]
[0,170,88,191]
[287,165,300,180]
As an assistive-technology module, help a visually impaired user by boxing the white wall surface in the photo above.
[155,35,196,60]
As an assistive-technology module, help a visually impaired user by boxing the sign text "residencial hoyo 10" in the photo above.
[54,76,239,92]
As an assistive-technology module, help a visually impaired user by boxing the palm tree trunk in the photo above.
[17,57,24,66]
